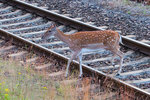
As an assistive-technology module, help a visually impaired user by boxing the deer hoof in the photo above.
[79,74,83,78]
[115,73,120,76]
[65,73,68,78]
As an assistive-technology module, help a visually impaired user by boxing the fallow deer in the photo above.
[41,23,124,77]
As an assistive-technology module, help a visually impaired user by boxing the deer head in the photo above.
[41,22,57,40]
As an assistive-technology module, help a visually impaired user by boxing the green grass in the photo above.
[0,58,80,100]
[97,0,150,16]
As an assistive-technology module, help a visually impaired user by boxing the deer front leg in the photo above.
[65,51,80,77]
[117,55,123,75]
[78,52,83,78]
[111,54,116,67]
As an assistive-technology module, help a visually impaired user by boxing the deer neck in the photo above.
[54,28,69,43]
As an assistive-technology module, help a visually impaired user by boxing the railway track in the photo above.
[0,0,150,99]
[22,0,150,45]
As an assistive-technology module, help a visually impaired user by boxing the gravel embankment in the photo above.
[23,0,150,41]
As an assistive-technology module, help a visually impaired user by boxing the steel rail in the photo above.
[0,27,150,99]
[0,0,150,99]
[3,0,150,56]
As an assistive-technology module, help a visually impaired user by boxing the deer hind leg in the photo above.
[78,52,83,77]
[65,51,80,77]
[112,49,124,76]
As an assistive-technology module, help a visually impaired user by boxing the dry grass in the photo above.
[0,57,135,100]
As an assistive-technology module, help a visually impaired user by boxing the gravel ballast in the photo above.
[22,0,150,41]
